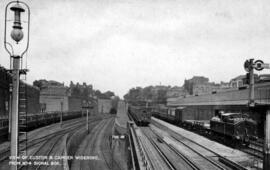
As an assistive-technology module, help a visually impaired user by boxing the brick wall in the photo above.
[98,99,112,113]
[40,95,68,112]
[68,96,82,112]
[25,83,40,114]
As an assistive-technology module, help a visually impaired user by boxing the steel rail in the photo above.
[141,128,175,170]
[145,127,200,170]
[170,135,226,170]
[169,132,248,170]
[18,118,98,170]
[0,116,103,163]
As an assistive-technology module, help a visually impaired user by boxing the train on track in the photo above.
[19,111,82,131]
[128,106,151,126]
[151,106,258,146]
[0,111,82,140]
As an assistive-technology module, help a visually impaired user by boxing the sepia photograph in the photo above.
[0,0,270,169]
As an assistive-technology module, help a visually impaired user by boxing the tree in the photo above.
[33,79,48,89]
[104,91,115,99]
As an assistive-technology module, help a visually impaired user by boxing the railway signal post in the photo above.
[82,100,93,134]
[244,59,255,107]
[244,59,270,170]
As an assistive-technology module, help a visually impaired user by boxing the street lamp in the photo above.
[4,1,30,170]
[10,3,25,43]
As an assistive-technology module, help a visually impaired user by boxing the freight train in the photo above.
[128,106,151,126]
[151,106,258,146]
[19,111,82,131]
[0,111,83,139]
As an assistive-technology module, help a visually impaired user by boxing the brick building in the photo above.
[40,83,69,112]
[0,67,40,117]
[0,67,11,118]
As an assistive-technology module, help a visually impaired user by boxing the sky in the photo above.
[0,0,270,97]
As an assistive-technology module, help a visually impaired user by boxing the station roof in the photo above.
[167,82,270,107]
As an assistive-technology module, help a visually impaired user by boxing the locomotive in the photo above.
[210,112,257,145]
[128,106,151,126]
[151,106,258,146]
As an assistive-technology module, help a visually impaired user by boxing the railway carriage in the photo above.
[128,106,151,126]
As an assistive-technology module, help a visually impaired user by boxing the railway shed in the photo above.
[167,82,270,169]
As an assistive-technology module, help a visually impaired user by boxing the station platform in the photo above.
[151,117,262,169]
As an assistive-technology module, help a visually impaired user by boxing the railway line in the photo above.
[20,120,101,170]
[141,127,231,170]
[196,128,264,160]
[141,127,195,170]
[128,108,244,170]
[152,118,261,169]
[242,143,263,159]
[151,113,264,168]
[71,117,119,170]
[0,115,114,170]
[0,117,101,162]
[136,127,172,170]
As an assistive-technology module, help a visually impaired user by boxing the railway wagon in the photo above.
[128,106,151,126]
[152,106,214,126]
[19,111,82,131]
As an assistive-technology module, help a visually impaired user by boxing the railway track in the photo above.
[0,117,102,163]
[128,113,171,170]
[71,117,119,170]
[154,116,263,168]
[188,124,264,160]
[136,128,172,170]
[20,121,95,170]
[18,117,106,170]
[142,127,194,170]
[100,119,123,170]
[245,140,264,158]
[160,126,248,170]
[142,127,229,170]
[72,119,108,169]
[0,115,115,170]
